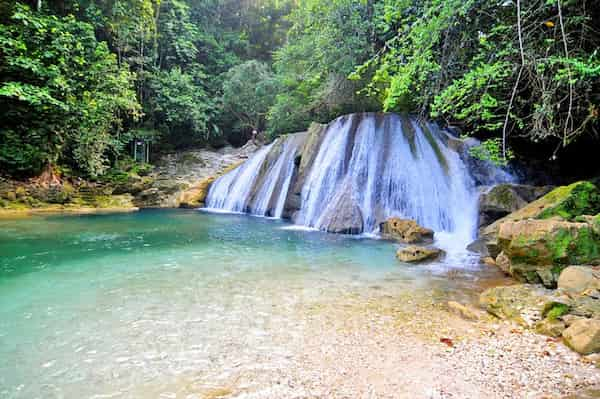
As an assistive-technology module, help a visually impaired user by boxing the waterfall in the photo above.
[203,113,511,249]
[295,114,481,247]
[205,144,273,213]
[205,134,303,217]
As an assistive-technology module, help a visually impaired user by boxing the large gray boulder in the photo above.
[478,183,553,228]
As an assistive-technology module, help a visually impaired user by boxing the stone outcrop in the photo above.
[477,181,600,257]
[396,245,443,263]
[135,142,258,208]
[380,218,434,244]
[478,183,552,228]
[494,219,600,286]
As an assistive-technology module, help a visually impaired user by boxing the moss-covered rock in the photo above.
[479,284,558,327]
[495,219,600,285]
[537,181,600,221]
[480,182,600,254]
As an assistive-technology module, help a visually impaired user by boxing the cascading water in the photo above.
[205,144,273,213]
[296,113,480,249]
[203,113,512,251]
[205,134,304,217]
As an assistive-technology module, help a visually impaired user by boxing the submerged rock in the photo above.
[380,218,434,244]
[396,245,443,263]
[563,318,600,355]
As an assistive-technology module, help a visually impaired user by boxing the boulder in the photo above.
[478,183,553,228]
[381,218,434,244]
[558,266,600,294]
[562,318,600,355]
[319,186,365,234]
[481,181,600,238]
[479,181,600,257]
[396,245,443,263]
[494,219,600,286]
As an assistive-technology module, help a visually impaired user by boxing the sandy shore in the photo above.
[162,292,599,399]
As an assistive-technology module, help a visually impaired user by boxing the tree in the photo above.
[0,4,140,177]
[146,67,218,149]
[266,0,378,137]
[356,0,600,162]
[222,60,278,135]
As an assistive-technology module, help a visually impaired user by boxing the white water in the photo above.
[205,144,273,213]
[205,113,510,252]
[253,137,300,218]
[206,135,302,218]
[297,114,480,250]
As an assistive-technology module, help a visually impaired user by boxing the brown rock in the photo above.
[562,318,600,355]
[396,245,443,263]
[381,218,434,244]
[535,318,566,338]
[557,266,600,294]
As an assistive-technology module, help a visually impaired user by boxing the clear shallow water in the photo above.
[0,210,505,398]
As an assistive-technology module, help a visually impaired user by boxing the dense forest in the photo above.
[1,0,599,179]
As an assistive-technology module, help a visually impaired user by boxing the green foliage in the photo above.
[266,0,378,137]
[0,4,140,177]
[146,67,218,148]
[468,138,514,167]
[357,0,600,159]
[222,60,278,133]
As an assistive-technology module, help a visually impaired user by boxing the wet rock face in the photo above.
[320,188,364,234]
[380,218,434,244]
[494,219,600,286]
[396,245,443,263]
[478,184,553,228]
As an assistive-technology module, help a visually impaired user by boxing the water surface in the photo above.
[0,210,505,398]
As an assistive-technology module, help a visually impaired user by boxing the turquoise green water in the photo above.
[0,210,503,398]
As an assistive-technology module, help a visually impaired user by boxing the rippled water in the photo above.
[0,210,506,398]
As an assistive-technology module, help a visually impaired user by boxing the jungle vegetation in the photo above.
[0,0,598,177]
